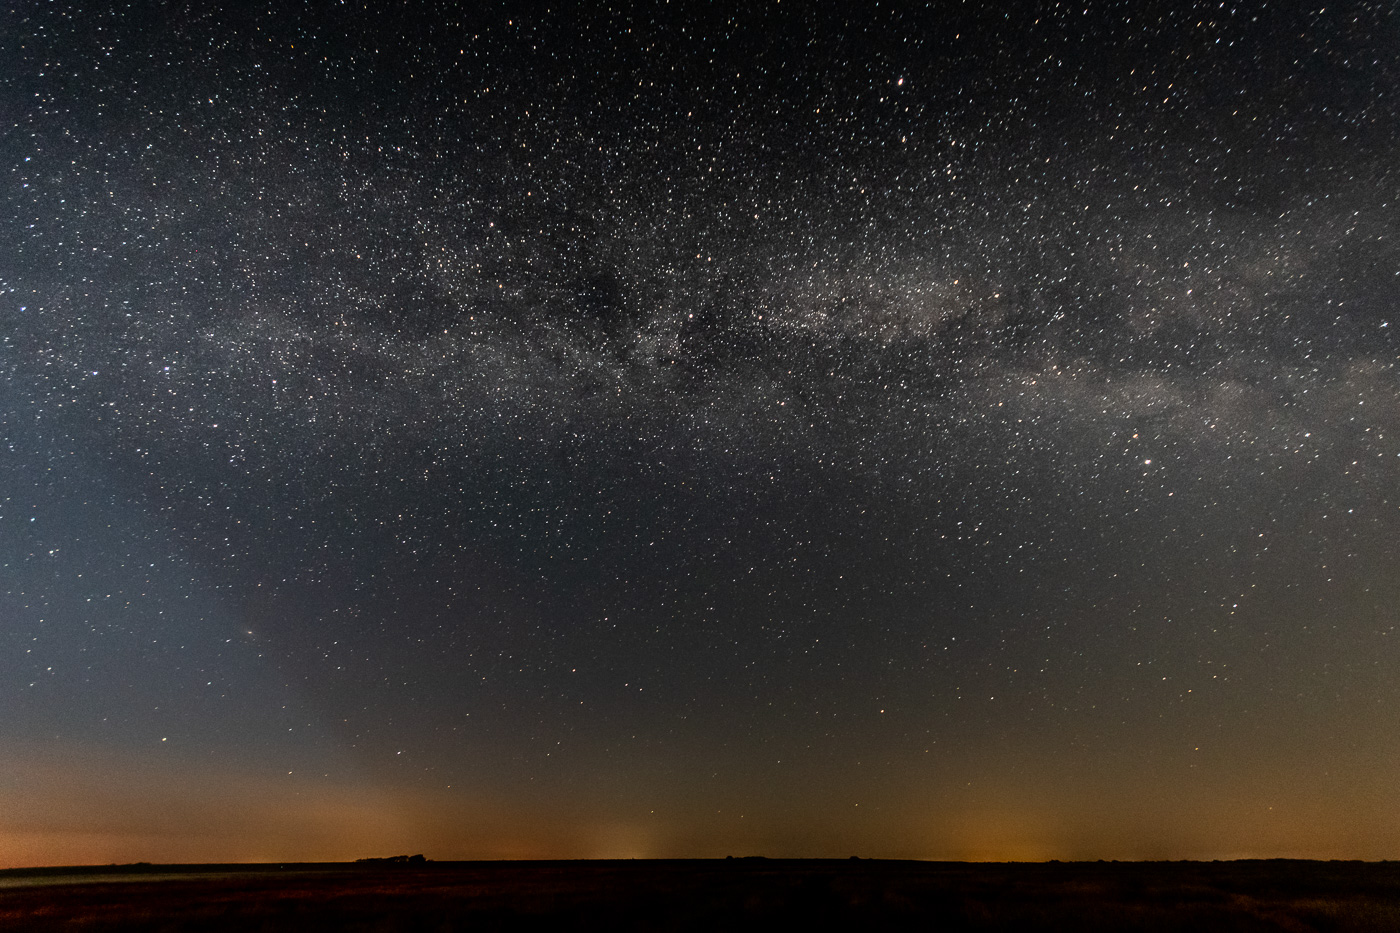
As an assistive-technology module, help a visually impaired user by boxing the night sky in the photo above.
[4,1,1399,866]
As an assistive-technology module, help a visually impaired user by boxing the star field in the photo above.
[2,2,1399,862]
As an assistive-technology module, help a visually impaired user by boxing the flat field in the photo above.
[2,858,1399,931]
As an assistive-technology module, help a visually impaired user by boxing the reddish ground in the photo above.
[3,858,1399,931]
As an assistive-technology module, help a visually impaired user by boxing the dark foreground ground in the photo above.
[3,858,1399,932]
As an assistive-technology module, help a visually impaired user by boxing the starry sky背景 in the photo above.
[2,1,1398,864]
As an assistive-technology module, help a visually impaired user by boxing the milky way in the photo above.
[3,3,1399,862]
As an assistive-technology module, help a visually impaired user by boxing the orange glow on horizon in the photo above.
[4,741,1400,868]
